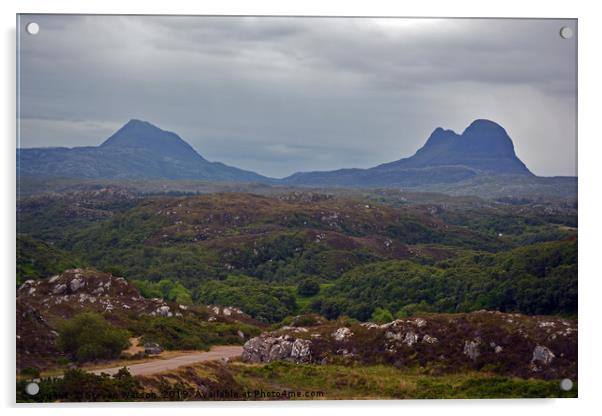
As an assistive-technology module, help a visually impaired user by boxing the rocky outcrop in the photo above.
[463,339,481,360]
[18,269,170,317]
[242,335,312,364]
[144,342,163,355]
[532,345,555,365]
[332,327,353,342]
[242,311,577,380]
[16,269,257,370]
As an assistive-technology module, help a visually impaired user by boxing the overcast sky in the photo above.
[17,15,577,178]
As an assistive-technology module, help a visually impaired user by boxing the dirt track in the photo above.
[91,345,243,376]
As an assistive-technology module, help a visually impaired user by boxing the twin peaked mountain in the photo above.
[17,118,533,187]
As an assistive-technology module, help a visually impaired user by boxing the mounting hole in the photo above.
[25,22,40,35]
[560,378,573,391]
[559,26,573,39]
[25,382,40,396]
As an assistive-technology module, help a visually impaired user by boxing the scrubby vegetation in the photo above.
[17,361,577,402]
[230,361,577,399]
[297,277,320,297]
[16,191,578,324]
[195,275,297,323]
[17,368,145,402]
[133,279,193,305]
[130,315,261,350]
[17,234,83,285]
[57,313,131,363]
[310,239,577,320]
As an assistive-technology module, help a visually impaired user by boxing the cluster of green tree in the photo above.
[57,313,130,363]
[310,239,577,320]
[132,279,193,304]
[438,209,576,245]
[97,245,222,291]
[17,195,138,245]
[384,220,502,250]
[16,234,83,285]
[17,192,577,324]
[19,194,512,284]
[248,245,377,282]
[297,277,321,297]
[70,228,379,288]
[195,275,297,323]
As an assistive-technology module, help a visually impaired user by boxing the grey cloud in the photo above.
[17,15,576,177]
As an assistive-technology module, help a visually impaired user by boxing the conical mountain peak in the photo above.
[100,119,206,162]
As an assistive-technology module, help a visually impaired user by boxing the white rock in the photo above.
[295,327,308,333]
[413,318,427,328]
[52,284,67,295]
[385,331,402,341]
[463,339,481,360]
[403,331,419,346]
[532,345,555,365]
[332,327,353,342]
[156,305,171,317]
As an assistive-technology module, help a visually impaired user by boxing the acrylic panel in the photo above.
[16,15,577,402]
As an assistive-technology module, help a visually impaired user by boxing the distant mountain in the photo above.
[283,119,533,187]
[17,119,541,190]
[17,119,270,182]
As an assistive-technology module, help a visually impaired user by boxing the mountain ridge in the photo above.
[18,118,543,188]
[100,119,207,163]
[17,119,269,182]
[283,119,533,186]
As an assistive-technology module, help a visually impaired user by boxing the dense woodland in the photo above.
[17,188,577,324]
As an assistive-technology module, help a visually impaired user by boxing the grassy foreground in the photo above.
[17,360,577,402]
[228,361,577,400]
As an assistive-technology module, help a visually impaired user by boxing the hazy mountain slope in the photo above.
[17,119,573,194]
[17,119,271,182]
[283,119,533,186]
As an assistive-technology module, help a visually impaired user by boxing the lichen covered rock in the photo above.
[241,311,577,380]
[242,335,312,364]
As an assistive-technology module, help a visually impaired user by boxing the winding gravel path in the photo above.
[90,345,243,376]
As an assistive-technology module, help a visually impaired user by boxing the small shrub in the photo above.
[20,367,40,378]
[56,357,70,366]
[371,307,393,324]
[297,278,320,297]
[133,279,193,304]
[291,314,322,327]
[57,313,130,363]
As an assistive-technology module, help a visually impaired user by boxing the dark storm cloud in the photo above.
[17,15,577,177]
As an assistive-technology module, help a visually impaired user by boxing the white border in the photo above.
[2,0,601,415]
